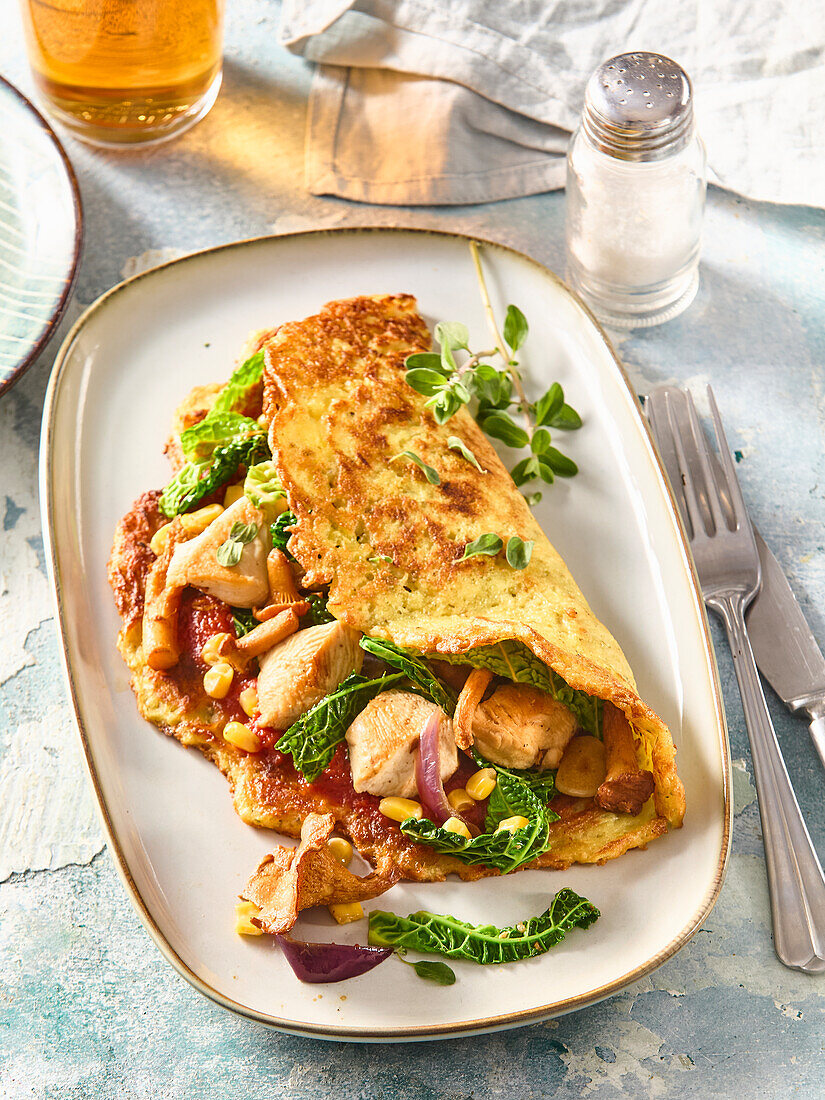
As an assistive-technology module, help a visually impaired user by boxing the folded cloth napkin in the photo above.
[281,0,825,208]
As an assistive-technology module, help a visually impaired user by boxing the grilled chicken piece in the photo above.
[470,683,578,770]
[257,621,363,729]
[166,497,270,608]
[346,691,457,799]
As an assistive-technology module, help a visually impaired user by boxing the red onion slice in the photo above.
[415,710,455,826]
[277,935,392,983]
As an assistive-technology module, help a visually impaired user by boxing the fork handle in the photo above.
[710,592,825,973]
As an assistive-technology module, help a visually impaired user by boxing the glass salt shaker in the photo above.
[565,52,706,328]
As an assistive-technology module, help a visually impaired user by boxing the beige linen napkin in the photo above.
[281,0,825,207]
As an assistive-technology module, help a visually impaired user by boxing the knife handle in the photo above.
[710,592,825,974]
[809,716,825,773]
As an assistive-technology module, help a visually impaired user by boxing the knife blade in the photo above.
[748,530,825,766]
[644,389,825,768]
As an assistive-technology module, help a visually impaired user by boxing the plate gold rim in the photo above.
[40,226,732,1041]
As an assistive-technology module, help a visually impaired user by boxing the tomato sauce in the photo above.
[305,744,390,834]
[178,591,234,667]
[175,592,257,725]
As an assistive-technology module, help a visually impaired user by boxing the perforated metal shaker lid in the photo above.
[582,52,694,161]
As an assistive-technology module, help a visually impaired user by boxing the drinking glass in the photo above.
[19,0,225,146]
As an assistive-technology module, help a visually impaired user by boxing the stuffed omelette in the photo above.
[109,292,685,908]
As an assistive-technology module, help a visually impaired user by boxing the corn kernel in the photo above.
[203,662,234,699]
[447,788,475,812]
[181,503,223,536]
[327,837,353,866]
[495,815,530,834]
[379,797,423,823]
[466,768,497,801]
[329,901,364,924]
[201,632,234,666]
[442,817,472,839]
[149,523,173,556]
[223,483,245,508]
[223,721,260,753]
[235,900,263,936]
[239,686,259,718]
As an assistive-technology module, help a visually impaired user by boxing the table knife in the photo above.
[645,392,825,768]
[747,530,825,769]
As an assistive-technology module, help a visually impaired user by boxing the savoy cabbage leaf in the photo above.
[368,888,599,964]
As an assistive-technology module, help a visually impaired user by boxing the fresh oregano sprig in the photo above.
[404,242,583,504]
[462,533,534,570]
[216,521,258,567]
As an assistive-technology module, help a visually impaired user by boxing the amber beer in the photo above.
[20,0,224,145]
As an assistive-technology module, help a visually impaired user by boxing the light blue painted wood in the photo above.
[0,0,823,1095]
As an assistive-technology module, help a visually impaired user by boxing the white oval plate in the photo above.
[41,229,730,1041]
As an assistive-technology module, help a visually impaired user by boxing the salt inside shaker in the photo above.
[565,52,706,328]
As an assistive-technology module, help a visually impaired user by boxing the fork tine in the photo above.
[706,385,750,532]
[647,390,685,522]
[684,390,729,535]
[663,390,706,540]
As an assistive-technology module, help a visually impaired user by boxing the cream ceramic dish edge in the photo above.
[40,228,731,1042]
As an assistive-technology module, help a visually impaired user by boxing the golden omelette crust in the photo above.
[263,293,684,833]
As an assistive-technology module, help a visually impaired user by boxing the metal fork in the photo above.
[647,384,825,973]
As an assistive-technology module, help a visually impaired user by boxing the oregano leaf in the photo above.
[452,379,472,405]
[429,390,463,424]
[543,447,578,477]
[503,305,528,352]
[534,383,564,427]
[530,428,552,455]
[435,321,470,351]
[472,367,513,410]
[462,533,503,559]
[406,368,449,397]
[393,450,441,485]
[229,521,259,544]
[447,436,485,473]
[410,960,457,985]
[510,456,540,487]
[405,352,447,374]
[216,521,258,567]
[537,460,555,485]
[549,404,583,431]
[505,536,534,570]
[217,539,243,567]
[479,411,530,449]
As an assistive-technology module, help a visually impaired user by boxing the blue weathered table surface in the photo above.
[1,1,824,1095]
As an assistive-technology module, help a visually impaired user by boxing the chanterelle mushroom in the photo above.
[241,813,397,935]
[142,518,186,671]
[595,702,655,816]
